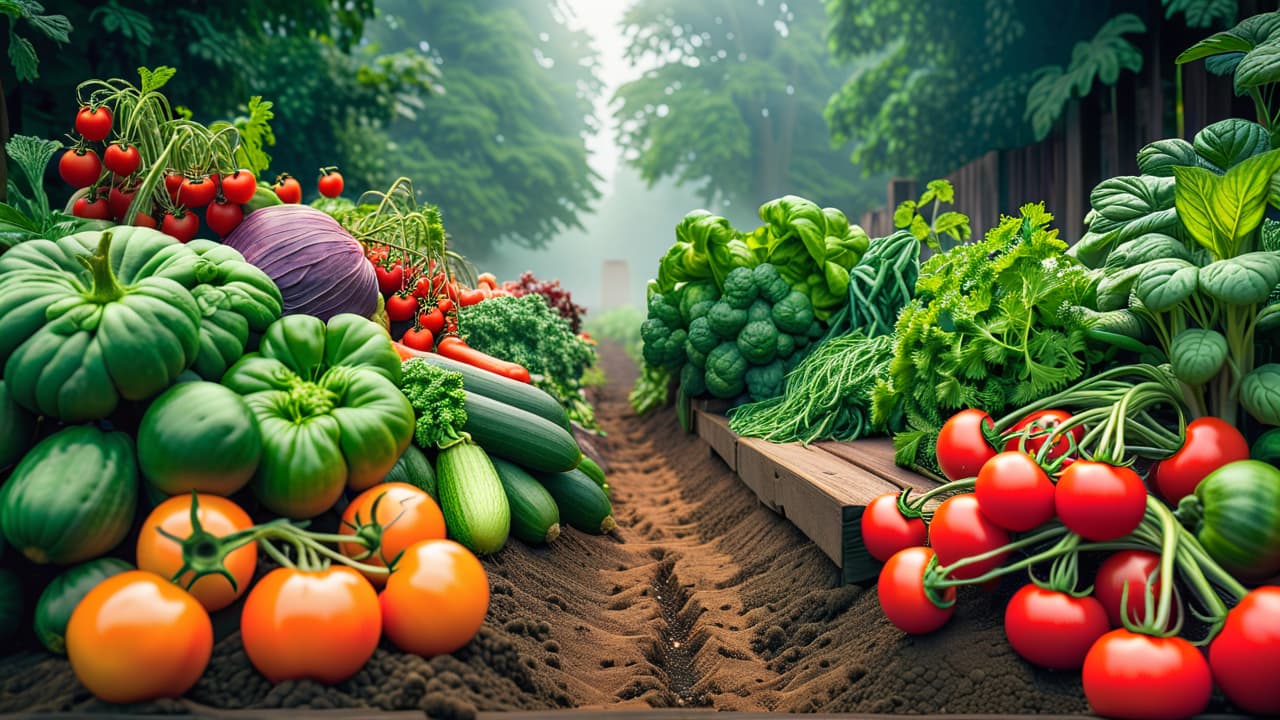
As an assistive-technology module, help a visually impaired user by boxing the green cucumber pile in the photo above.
[398,354,615,556]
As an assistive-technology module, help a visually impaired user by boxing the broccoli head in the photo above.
[687,300,715,324]
[747,299,772,323]
[399,359,468,449]
[685,341,708,370]
[776,332,796,359]
[641,319,687,369]
[680,362,708,397]
[751,263,791,304]
[705,342,747,399]
[678,281,720,325]
[737,320,779,364]
[707,300,748,339]
[771,290,815,334]
[687,316,720,354]
[722,266,759,309]
[745,360,786,401]
[647,292,682,328]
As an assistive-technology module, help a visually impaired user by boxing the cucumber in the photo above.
[0,569,20,646]
[463,391,582,473]
[384,444,437,499]
[577,456,609,494]
[539,468,616,534]
[436,442,510,555]
[411,352,571,431]
[35,558,134,654]
[491,458,561,545]
[0,426,138,565]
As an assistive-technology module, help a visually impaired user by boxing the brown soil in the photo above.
[0,344,1091,716]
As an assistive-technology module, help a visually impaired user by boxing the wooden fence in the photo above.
[859,1,1262,242]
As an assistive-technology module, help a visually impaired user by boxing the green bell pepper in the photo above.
[0,230,200,421]
[222,313,413,519]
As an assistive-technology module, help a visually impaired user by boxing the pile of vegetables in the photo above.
[0,67,611,708]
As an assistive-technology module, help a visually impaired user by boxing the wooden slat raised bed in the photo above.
[693,408,939,584]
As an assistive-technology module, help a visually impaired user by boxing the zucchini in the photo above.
[676,384,693,434]
[35,558,133,654]
[436,442,510,555]
[491,458,561,545]
[384,444,437,499]
[463,391,582,473]
[539,468,616,534]
[412,352,571,431]
[577,456,609,494]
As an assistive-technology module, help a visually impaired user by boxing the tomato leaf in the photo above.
[1169,328,1229,386]
[1242,364,1280,425]
[7,33,38,82]
[1198,251,1280,305]
[137,65,177,96]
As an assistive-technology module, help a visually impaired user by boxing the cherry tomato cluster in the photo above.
[367,245,508,352]
[60,102,261,242]
[864,404,1271,719]
[64,486,487,703]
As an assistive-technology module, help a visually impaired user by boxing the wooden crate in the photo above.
[693,411,940,584]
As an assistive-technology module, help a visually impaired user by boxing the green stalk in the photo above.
[76,232,125,303]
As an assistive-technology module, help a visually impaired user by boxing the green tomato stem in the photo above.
[77,231,125,302]
[929,525,1071,589]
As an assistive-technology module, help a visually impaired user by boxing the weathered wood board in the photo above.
[693,410,940,584]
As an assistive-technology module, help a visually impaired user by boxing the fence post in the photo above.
[601,260,630,310]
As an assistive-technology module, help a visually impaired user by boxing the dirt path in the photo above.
[0,344,1089,716]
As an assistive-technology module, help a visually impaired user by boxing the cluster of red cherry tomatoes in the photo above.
[368,246,507,352]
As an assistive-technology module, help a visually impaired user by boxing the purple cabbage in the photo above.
[223,205,378,321]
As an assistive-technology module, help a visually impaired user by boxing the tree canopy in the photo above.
[612,0,886,218]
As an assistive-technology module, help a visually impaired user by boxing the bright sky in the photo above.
[561,0,635,192]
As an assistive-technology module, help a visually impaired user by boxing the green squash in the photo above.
[383,443,436,499]
[1181,459,1280,583]
[138,381,262,496]
[0,425,139,564]
[34,558,133,654]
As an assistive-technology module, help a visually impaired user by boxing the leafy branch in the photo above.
[893,179,972,253]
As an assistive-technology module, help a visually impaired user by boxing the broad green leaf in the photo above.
[1241,364,1280,425]
[893,200,917,229]
[934,211,972,242]
[26,13,71,44]
[1192,119,1269,171]
[1234,38,1280,92]
[1206,51,1245,76]
[1137,138,1203,176]
[1174,149,1280,259]
[1163,0,1237,29]
[8,33,37,81]
[1169,328,1229,385]
[1096,264,1144,311]
[1104,233,1196,269]
[1134,258,1200,311]
[926,179,954,204]
[1198,251,1280,304]
[909,215,931,243]
[1173,165,1223,256]
[1177,31,1253,64]
[1093,176,1178,223]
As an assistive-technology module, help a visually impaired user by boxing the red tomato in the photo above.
[204,200,244,237]
[72,196,112,220]
[860,493,926,562]
[1003,409,1084,461]
[380,540,489,656]
[164,172,184,201]
[437,297,455,314]
[1209,586,1280,715]
[273,174,302,203]
[1094,550,1169,629]
[240,566,381,684]
[401,327,435,352]
[974,451,1055,532]
[132,212,157,229]
[58,149,102,188]
[1055,461,1146,541]
[161,210,200,243]
[318,169,344,198]
[108,183,138,219]
[476,272,498,287]
[459,288,486,307]
[376,262,404,295]
[66,571,212,704]
[936,409,997,480]
[366,245,390,263]
[928,494,1010,579]
[74,105,112,142]
[419,308,446,335]
[877,546,954,634]
[386,293,419,323]
[219,170,257,205]
[1082,629,1211,720]
[1152,417,1250,504]
[136,494,257,612]
[339,482,447,586]
[103,142,141,177]
[177,176,217,208]
[1004,584,1109,670]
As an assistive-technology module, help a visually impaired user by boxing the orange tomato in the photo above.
[339,482,446,586]
[380,539,489,657]
[66,570,213,704]
[136,493,257,612]
[240,566,382,684]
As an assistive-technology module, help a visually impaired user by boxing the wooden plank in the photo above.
[694,410,737,471]
[735,437,780,510]
[815,438,939,493]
